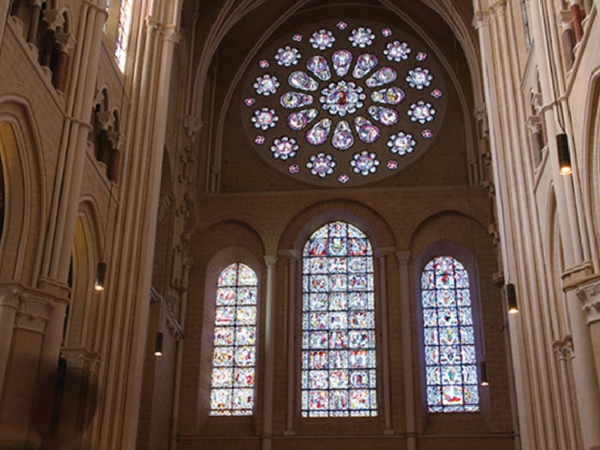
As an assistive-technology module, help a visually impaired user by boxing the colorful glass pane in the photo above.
[421,256,480,412]
[115,0,132,71]
[210,263,258,416]
[302,222,377,417]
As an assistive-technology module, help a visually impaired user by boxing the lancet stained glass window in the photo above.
[421,256,480,412]
[115,0,132,71]
[301,221,378,417]
[209,263,258,416]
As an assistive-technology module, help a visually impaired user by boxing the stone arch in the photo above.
[181,219,265,433]
[67,199,104,350]
[0,99,46,284]
[278,198,396,254]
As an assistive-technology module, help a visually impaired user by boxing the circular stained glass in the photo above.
[242,20,446,186]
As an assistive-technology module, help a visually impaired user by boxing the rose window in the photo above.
[242,20,446,186]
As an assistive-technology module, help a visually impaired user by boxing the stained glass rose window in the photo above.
[242,20,446,186]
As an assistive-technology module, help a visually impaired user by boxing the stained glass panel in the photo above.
[302,221,377,417]
[421,256,480,412]
[210,263,258,416]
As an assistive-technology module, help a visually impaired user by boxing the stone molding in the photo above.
[576,277,600,324]
[61,347,101,372]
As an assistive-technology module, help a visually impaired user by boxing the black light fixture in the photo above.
[506,283,518,314]
[94,261,106,291]
[154,331,164,357]
[480,361,489,386]
[557,133,572,175]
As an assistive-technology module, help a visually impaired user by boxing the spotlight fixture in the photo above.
[557,133,572,175]
[94,261,106,291]
[506,283,518,314]
[154,332,164,357]
[480,361,489,386]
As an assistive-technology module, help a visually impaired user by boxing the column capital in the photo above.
[55,31,76,52]
[61,347,101,371]
[265,255,278,269]
[576,276,600,324]
[553,336,574,361]
[15,294,54,334]
[42,9,65,31]
[396,251,410,265]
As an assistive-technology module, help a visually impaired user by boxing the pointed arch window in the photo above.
[115,0,133,70]
[421,256,480,412]
[301,221,378,417]
[209,263,258,416]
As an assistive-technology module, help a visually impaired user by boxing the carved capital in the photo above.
[185,115,203,140]
[396,251,410,265]
[15,294,54,333]
[557,10,574,30]
[55,32,76,52]
[576,278,600,324]
[107,131,124,149]
[553,336,574,361]
[265,255,278,269]
[526,116,542,134]
[472,11,490,30]
[42,9,65,31]
[61,347,101,371]
[95,111,114,130]
[162,24,180,44]
[0,288,25,310]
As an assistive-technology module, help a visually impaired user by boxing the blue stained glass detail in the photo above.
[421,256,480,413]
[302,222,377,417]
[210,263,258,416]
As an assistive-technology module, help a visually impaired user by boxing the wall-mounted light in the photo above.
[557,133,572,175]
[506,283,518,314]
[480,361,489,386]
[154,332,164,357]
[94,261,106,291]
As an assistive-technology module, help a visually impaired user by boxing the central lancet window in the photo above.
[421,256,480,412]
[301,221,378,417]
[209,263,258,416]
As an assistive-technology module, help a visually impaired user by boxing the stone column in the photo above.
[570,0,584,42]
[576,278,600,394]
[283,250,298,435]
[52,32,76,91]
[397,251,416,450]
[26,0,42,44]
[378,251,393,434]
[0,289,23,396]
[262,255,277,450]
[39,9,63,67]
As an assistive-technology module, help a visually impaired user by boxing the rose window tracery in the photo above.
[242,20,446,186]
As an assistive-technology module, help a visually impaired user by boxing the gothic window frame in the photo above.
[208,261,260,416]
[299,220,380,419]
[415,240,487,416]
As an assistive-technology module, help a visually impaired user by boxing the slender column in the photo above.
[169,257,192,450]
[283,250,298,435]
[39,9,63,67]
[577,279,600,395]
[378,251,392,433]
[26,0,42,44]
[53,32,75,92]
[570,1,584,42]
[562,281,600,449]
[0,289,22,397]
[553,338,579,450]
[397,251,415,450]
[262,256,278,450]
